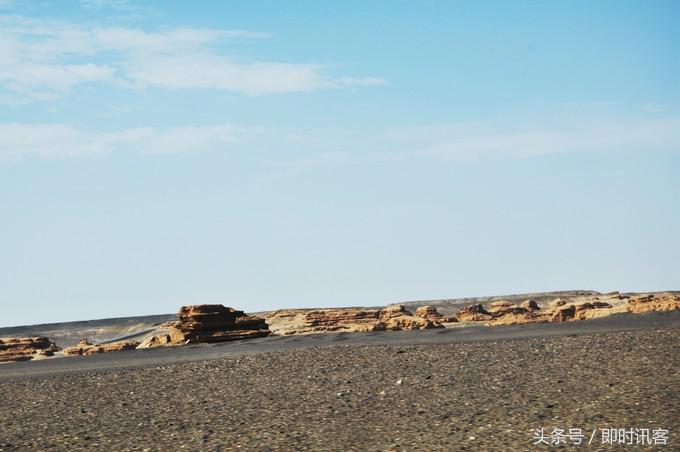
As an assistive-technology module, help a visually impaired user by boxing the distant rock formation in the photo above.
[378,304,442,330]
[303,309,380,333]
[137,333,173,349]
[265,305,443,335]
[63,339,139,356]
[626,293,680,314]
[138,305,271,347]
[455,292,680,327]
[0,337,60,362]
[456,304,493,322]
[415,305,458,323]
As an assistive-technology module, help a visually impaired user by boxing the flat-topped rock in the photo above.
[0,336,60,362]
[144,304,271,345]
[63,339,139,356]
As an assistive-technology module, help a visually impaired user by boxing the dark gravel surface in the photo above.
[1,326,679,451]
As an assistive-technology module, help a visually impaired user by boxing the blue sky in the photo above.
[1,0,678,326]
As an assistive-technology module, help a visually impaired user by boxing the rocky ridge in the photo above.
[266,304,443,335]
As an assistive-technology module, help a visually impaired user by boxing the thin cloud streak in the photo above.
[0,15,385,102]
[1,117,678,161]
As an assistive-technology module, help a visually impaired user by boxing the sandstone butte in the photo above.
[137,304,271,349]
[0,336,60,363]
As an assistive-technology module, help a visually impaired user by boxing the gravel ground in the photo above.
[1,328,678,451]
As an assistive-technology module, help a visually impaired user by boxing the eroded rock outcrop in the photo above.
[456,304,493,322]
[379,305,442,330]
[625,294,680,314]
[0,337,60,362]
[303,309,381,333]
[415,306,458,323]
[520,300,540,311]
[264,305,443,335]
[63,339,139,356]
[454,291,680,327]
[137,333,173,349]
[162,304,271,344]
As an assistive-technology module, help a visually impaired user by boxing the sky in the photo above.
[1,0,679,327]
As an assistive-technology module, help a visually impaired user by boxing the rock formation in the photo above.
[0,337,60,362]
[415,306,458,323]
[520,300,540,311]
[378,305,442,330]
[303,309,381,333]
[456,304,493,322]
[264,305,443,335]
[63,339,139,356]
[453,292,680,327]
[166,305,271,343]
[137,333,173,349]
[625,293,680,314]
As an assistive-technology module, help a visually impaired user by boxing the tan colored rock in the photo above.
[83,341,139,355]
[550,305,576,322]
[549,298,567,308]
[171,304,271,343]
[487,301,514,313]
[63,339,139,355]
[456,304,493,322]
[489,309,544,326]
[265,304,444,335]
[415,306,458,323]
[0,336,60,362]
[378,305,442,330]
[626,294,680,314]
[137,334,172,349]
[520,300,540,311]
[303,309,381,332]
[63,339,94,355]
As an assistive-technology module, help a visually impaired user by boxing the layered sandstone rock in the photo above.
[0,337,60,362]
[166,304,271,343]
[378,305,442,330]
[63,339,139,356]
[520,300,540,311]
[487,301,515,314]
[448,293,636,327]
[488,306,539,326]
[303,309,380,332]
[625,293,680,314]
[456,304,493,322]
[549,298,567,308]
[137,333,172,349]
[415,306,458,323]
[265,305,443,335]
[572,301,613,320]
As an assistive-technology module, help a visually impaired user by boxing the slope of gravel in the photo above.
[1,328,678,451]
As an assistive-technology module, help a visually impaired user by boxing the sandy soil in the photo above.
[1,312,678,451]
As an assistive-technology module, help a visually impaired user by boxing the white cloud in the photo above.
[0,15,384,102]
[2,117,679,161]
[378,117,680,160]
[0,123,152,158]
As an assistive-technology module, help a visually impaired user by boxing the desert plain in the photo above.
[1,290,679,450]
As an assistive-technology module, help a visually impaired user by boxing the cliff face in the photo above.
[0,337,60,362]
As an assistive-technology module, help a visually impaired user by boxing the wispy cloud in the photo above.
[371,117,680,161]
[0,15,385,102]
[2,117,679,161]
